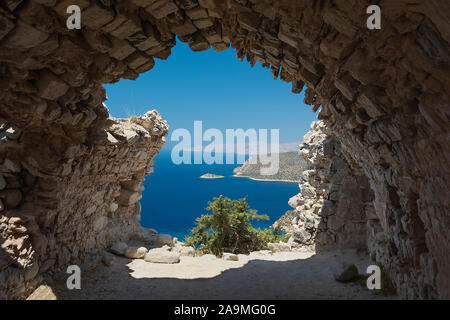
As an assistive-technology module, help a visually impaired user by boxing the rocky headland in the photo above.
[233,152,308,182]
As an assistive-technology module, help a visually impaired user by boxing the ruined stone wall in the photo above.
[275,121,374,251]
[0,0,449,299]
[0,110,168,299]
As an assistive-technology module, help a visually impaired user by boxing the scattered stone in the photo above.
[334,264,360,282]
[144,249,180,264]
[179,246,195,257]
[124,246,148,259]
[102,252,115,266]
[155,234,173,246]
[222,253,239,261]
[110,242,128,256]
[268,242,291,253]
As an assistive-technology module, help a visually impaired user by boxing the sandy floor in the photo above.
[28,249,396,300]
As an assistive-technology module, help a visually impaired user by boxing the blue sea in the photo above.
[140,150,300,240]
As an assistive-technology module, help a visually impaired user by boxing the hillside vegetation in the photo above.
[233,152,308,182]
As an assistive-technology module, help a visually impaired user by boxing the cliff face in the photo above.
[275,121,373,251]
[0,0,449,299]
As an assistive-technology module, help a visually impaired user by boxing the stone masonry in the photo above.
[0,1,449,299]
[0,109,168,299]
[275,121,374,252]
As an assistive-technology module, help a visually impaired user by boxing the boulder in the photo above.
[179,246,195,257]
[292,228,311,243]
[124,247,148,259]
[102,252,115,266]
[110,242,128,256]
[155,234,173,246]
[334,264,359,282]
[144,249,180,264]
[132,226,158,243]
[268,242,291,253]
[222,253,239,261]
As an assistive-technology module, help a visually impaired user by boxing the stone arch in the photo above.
[0,0,449,299]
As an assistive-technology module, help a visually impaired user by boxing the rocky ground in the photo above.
[27,233,396,300]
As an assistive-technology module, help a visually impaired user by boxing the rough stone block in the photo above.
[136,59,156,73]
[198,0,217,9]
[126,52,151,70]
[110,242,128,256]
[323,8,358,39]
[189,34,210,51]
[36,70,69,100]
[144,249,180,264]
[4,0,24,11]
[202,24,222,44]
[82,2,115,30]
[193,18,214,29]
[116,189,142,205]
[335,74,356,101]
[131,0,155,6]
[222,253,239,261]
[298,68,320,88]
[237,12,260,32]
[170,19,198,36]
[278,22,298,49]
[109,16,142,40]
[145,0,179,19]
[186,7,208,20]
[212,42,229,52]
[109,37,137,60]
[133,23,162,51]
[156,234,173,246]
[173,0,198,10]
[124,247,148,259]
[101,14,128,33]
[83,30,112,53]
[3,20,49,49]
[356,91,386,120]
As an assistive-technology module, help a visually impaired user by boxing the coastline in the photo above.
[232,174,300,183]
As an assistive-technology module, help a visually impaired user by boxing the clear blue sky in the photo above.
[104,41,318,146]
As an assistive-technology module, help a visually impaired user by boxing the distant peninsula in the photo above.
[200,173,225,179]
[233,152,308,183]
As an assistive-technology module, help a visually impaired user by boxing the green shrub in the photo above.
[185,196,289,256]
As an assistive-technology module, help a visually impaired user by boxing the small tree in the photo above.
[185,196,289,256]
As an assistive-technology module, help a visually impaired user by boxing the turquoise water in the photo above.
[140,150,300,240]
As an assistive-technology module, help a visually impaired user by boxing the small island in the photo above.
[200,173,225,179]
